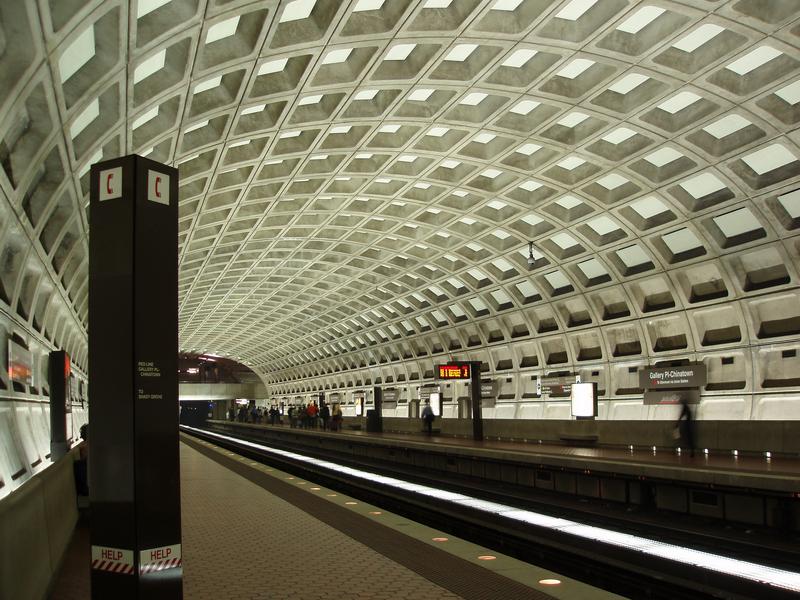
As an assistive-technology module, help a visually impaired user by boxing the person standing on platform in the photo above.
[307,401,319,429]
[421,400,435,436]
[676,395,695,457]
[332,403,343,431]
[75,423,89,497]
[320,402,330,430]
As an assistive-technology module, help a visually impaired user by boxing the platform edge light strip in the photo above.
[181,426,800,593]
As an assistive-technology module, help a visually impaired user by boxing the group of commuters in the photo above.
[287,401,343,431]
[227,404,275,424]
[225,397,695,454]
[228,405,262,423]
[228,401,344,431]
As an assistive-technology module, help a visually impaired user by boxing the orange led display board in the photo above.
[436,363,471,380]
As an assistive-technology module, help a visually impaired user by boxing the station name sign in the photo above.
[480,381,496,397]
[638,364,707,389]
[436,362,472,380]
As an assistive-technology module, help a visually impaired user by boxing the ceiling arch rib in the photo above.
[0,0,799,384]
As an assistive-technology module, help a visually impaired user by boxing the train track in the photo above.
[181,425,800,600]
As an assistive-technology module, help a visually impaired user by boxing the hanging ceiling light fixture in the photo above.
[527,241,536,267]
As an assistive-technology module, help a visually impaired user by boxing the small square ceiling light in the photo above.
[741,144,796,175]
[492,0,523,10]
[259,58,288,75]
[556,59,594,79]
[206,15,239,44]
[658,91,701,114]
[353,0,384,11]
[555,0,598,21]
[280,0,317,23]
[445,44,478,62]
[194,76,222,95]
[134,49,166,84]
[510,100,540,115]
[616,6,665,34]
[672,24,724,53]
[726,46,783,76]
[322,48,353,65]
[138,0,171,19]
[59,25,95,82]
[385,44,416,61]
[70,98,100,138]
[408,88,434,101]
[502,49,537,68]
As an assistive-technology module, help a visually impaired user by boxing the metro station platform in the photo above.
[50,439,621,600]
[207,419,800,493]
[197,419,800,551]
[365,429,799,494]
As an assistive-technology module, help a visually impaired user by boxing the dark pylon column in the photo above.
[371,386,383,433]
[89,155,182,599]
[48,350,71,461]
[470,362,483,442]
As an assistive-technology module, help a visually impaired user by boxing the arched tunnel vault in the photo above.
[1,0,800,417]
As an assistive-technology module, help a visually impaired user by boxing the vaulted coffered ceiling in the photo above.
[1,0,799,388]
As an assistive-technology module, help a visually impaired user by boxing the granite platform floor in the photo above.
[50,439,623,599]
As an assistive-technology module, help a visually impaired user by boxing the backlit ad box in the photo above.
[571,382,597,418]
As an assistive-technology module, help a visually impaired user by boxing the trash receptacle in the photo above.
[366,409,382,433]
[457,397,471,419]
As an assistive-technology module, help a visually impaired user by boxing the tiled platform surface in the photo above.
[51,439,622,599]
[177,441,463,600]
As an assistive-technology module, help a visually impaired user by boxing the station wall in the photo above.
[0,311,88,501]
[267,281,800,422]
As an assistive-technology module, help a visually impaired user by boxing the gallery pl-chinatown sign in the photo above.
[638,364,707,389]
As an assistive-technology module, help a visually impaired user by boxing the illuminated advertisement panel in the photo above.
[8,340,33,387]
[429,392,442,417]
[353,392,365,416]
[571,383,597,418]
